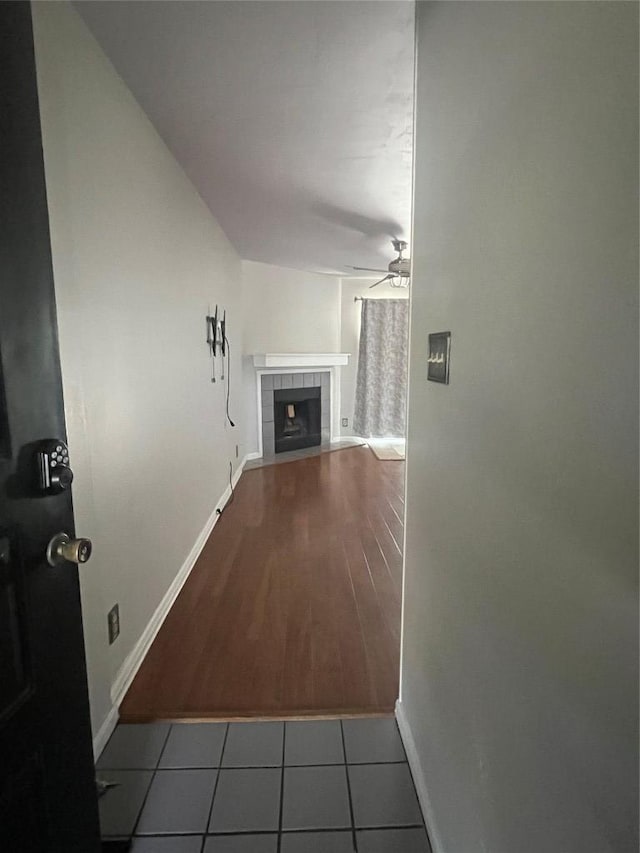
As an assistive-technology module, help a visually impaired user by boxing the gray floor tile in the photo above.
[136,769,217,835]
[159,723,227,768]
[130,837,204,852]
[357,828,432,852]
[209,768,281,833]
[280,830,355,852]
[285,720,344,765]
[204,835,278,852]
[222,721,284,767]
[342,718,406,764]
[282,766,351,831]
[97,723,170,769]
[98,770,153,837]
[349,764,422,828]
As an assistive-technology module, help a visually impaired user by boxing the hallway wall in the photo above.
[402,3,638,852]
[32,2,244,746]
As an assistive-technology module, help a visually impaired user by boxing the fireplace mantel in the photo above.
[252,353,350,369]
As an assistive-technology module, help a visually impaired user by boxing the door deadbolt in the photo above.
[46,532,92,567]
[37,439,74,494]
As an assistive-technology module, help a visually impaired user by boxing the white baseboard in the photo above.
[395,699,444,853]
[245,450,261,460]
[108,455,249,712]
[93,702,119,761]
[338,435,405,445]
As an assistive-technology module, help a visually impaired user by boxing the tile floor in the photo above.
[97,717,431,852]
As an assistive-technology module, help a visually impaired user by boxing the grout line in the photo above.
[107,823,426,839]
[277,723,286,852]
[128,724,173,840]
[100,758,409,772]
[340,720,358,852]
[204,825,423,836]
[200,723,230,852]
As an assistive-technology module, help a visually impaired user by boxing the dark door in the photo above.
[0,3,101,851]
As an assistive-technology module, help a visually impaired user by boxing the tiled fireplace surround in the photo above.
[260,372,331,458]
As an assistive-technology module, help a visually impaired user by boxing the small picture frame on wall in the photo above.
[427,332,451,384]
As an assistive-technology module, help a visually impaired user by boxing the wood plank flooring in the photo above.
[119,446,404,721]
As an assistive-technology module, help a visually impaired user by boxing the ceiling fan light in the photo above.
[390,276,410,288]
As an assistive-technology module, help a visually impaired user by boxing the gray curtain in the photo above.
[353,299,409,438]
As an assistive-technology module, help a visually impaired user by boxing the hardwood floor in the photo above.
[119,446,404,721]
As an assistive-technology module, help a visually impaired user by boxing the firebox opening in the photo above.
[274,386,321,453]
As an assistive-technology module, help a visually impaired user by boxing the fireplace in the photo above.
[258,369,335,458]
[274,386,321,453]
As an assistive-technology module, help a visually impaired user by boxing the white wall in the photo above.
[339,278,409,436]
[241,260,341,453]
[401,3,638,853]
[33,2,244,743]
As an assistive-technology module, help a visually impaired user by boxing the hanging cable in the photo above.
[227,460,235,504]
[216,460,235,517]
[224,334,235,427]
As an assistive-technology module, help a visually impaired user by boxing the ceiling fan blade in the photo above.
[369,274,394,289]
[350,266,389,273]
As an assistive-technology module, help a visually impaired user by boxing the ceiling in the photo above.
[75,1,415,276]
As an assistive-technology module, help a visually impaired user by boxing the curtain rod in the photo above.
[353,296,401,302]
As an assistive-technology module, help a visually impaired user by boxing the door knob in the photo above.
[46,532,92,567]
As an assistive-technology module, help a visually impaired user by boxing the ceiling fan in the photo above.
[350,238,411,288]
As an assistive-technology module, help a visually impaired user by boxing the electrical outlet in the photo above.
[235,444,239,459]
[107,604,120,645]
[341,417,349,427]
